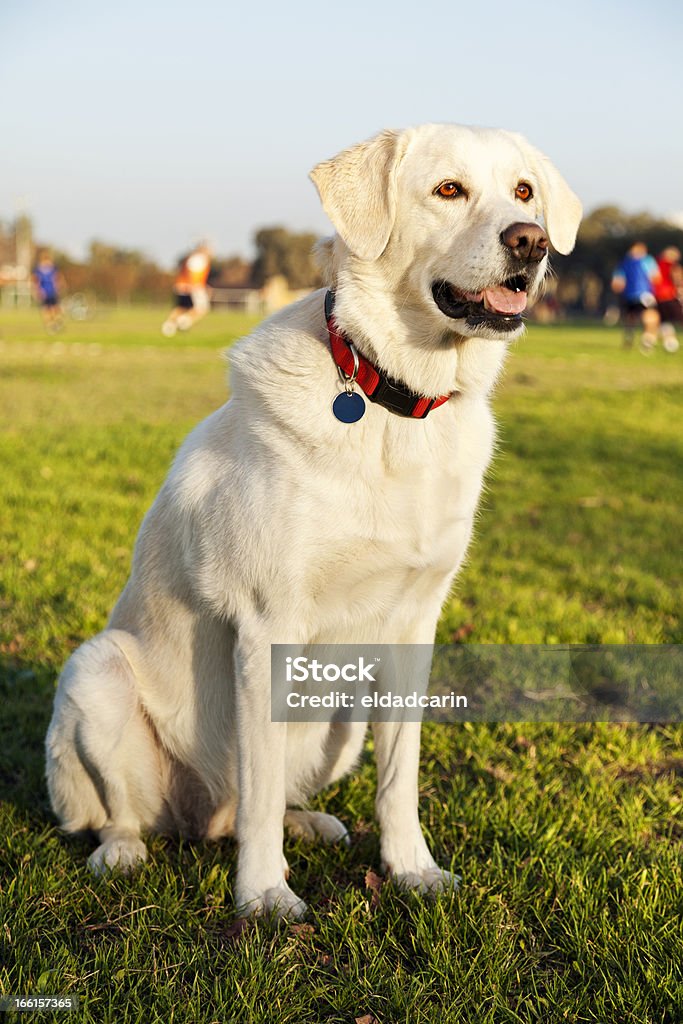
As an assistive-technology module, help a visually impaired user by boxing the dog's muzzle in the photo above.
[431,275,530,331]
[432,221,548,331]
[500,222,548,264]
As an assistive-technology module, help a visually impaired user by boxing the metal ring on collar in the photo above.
[338,342,360,393]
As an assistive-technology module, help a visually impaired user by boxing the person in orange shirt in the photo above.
[162,242,213,336]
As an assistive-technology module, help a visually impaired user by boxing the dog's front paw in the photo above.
[88,835,148,876]
[392,865,460,895]
[236,878,308,921]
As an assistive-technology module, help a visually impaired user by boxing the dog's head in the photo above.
[310,124,582,343]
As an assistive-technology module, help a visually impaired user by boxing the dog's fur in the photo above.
[46,124,581,918]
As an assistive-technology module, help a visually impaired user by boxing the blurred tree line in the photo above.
[63,241,175,303]
[2,209,681,312]
[0,219,321,304]
[251,227,320,289]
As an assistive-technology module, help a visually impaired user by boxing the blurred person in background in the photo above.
[161,242,213,337]
[32,249,65,333]
[611,241,661,352]
[654,246,682,353]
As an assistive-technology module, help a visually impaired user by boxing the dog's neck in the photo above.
[325,290,454,417]
[321,244,509,399]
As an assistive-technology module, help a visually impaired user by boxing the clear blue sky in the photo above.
[2,0,682,267]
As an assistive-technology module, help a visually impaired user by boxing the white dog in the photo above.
[46,124,581,918]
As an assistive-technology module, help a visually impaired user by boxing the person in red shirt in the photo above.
[654,246,682,353]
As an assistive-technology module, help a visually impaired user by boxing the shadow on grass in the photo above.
[0,655,55,817]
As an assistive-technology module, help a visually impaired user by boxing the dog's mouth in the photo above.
[431,275,529,331]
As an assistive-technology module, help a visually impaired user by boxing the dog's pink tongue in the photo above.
[483,286,527,314]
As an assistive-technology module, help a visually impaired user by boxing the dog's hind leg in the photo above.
[283,722,366,846]
[284,809,350,845]
[46,630,164,874]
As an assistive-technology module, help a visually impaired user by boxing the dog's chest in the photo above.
[301,412,492,629]
[366,459,471,563]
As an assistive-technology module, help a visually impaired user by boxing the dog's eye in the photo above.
[515,182,533,202]
[434,181,466,199]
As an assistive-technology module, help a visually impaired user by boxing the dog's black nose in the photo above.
[500,222,549,263]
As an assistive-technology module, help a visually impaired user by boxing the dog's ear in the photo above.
[535,154,583,255]
[310,130,409,261]
[523,143,582,255]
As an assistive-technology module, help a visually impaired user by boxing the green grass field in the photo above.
[1,306,681,1023]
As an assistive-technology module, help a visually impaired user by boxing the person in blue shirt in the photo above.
[32,250,65,332]
[611,241,661,351]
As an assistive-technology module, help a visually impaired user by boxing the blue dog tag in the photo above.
[333,391,366,423]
